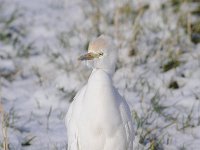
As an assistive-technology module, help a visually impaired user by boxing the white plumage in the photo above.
[65,35,134,150]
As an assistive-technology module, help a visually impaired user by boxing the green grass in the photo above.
[162,59,181,72]
[168,80,179,89]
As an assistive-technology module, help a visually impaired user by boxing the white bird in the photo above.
[65,35,134,150]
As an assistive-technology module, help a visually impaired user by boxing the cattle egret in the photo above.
[65,35,134,150]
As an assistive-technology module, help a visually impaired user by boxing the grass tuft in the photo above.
[128,48,137,57]
[162,59,180,72]
[21,136,36,147]
[168,80,179,89]
[191,21,200,44]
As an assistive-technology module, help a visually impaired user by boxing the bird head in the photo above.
[78,35,117,74]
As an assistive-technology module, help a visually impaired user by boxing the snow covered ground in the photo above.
[0,0,200,149]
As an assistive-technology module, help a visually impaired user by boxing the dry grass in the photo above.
[0,81,9,150]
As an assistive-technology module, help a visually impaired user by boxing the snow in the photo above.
[0,0,200,149]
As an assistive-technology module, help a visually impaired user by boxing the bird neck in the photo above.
[85,68,114,104]
[92,68,113,77]
[82,68,116,115]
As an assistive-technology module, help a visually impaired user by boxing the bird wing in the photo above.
[65,85,87,150]
[119,97,134,150]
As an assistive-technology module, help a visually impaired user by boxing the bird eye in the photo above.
[99,52,103,56]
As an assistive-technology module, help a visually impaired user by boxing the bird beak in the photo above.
[78,52,100,61]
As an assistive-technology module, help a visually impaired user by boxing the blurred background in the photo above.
[0,0,200,149]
